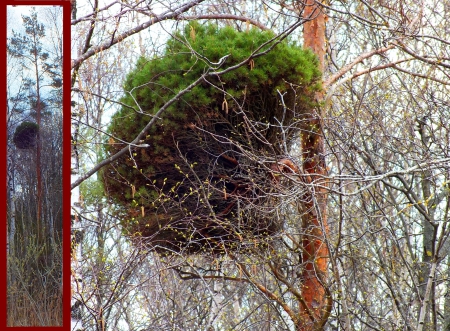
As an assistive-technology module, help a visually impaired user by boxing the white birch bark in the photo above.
[71,112,84,330]
[416,261,437,331]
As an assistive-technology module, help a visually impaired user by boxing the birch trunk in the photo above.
[71,109,84,330]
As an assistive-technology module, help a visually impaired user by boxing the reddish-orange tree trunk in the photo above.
[298,1,330,330]
[35,52,43,244]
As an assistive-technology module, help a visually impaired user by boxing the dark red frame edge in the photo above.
[3,1,72,329]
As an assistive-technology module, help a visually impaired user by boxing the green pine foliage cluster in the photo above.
[110,22,320,145]
[103,22,321,252]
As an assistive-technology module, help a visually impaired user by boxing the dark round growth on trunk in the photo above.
[13,121,39,149]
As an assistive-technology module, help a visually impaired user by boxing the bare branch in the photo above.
[178,14,269,31]
[71,19,305,189]
[323,45,395,89]
[417,261,437,331]
[395,40,450,69]
[71,0,206,70]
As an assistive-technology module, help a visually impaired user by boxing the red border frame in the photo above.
[3,1,71,329]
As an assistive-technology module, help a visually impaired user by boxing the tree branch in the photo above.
[417,261,437,331]
[178,14,268,30]
[70,73,206,189]
[323,45,395,89]
[70,19,305,189]
[236,260,299,325]
[71,0,205,69]
[395,40,450,69]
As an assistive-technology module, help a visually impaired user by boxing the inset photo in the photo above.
[7,4,63,327]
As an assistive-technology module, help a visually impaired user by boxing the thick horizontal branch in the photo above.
[71,0,122,25]
[71,0,205,69]
[71,73,206,189]
[176,269,249,282]
[269,156,450,199]
[178,14,268,30]
[323,45,395,89]
[396,40,450,69]
[324,157,450,197]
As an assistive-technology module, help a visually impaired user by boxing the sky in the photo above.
[7,5,63,118]
[7,5,54,34]
[7,5,63,59]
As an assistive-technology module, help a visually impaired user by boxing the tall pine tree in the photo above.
[7,7,63,326]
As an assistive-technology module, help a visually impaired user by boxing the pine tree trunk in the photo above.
[298,1,330,330]
[34,50,43,244]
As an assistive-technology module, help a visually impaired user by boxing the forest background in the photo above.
[66,0,450,330]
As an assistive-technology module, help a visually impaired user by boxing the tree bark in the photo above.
[299,1,330,330]
[34,38,43,245]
